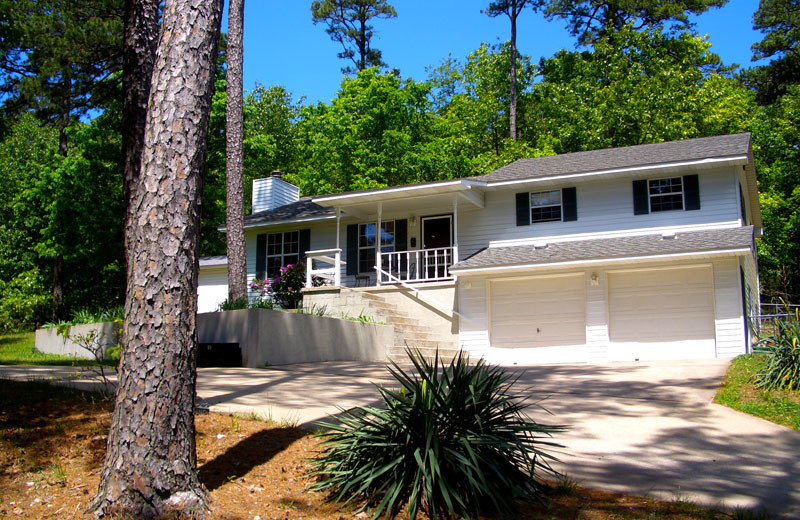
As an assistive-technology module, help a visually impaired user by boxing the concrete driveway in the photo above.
[1,358,799,517]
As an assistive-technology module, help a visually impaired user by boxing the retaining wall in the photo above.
[35,322,122,360]
[197,308,393,367]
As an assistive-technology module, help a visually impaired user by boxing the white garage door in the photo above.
[608,266,716,360]
[490,273,586,348]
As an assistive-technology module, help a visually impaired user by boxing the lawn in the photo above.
[0,331,107,366]
[715,354,800,431]
[0,378,750,520]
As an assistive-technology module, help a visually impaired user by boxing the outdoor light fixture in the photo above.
[590,272,599,286]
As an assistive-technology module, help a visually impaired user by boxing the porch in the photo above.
[301,179,486,290]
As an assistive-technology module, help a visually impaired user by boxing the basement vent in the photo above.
[533,242,549,250]
[661,232,677,240]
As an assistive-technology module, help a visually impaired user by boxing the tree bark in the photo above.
[122,0,160,271]
[225,0,247,301]
[509,3,518,142]
[88,0,224,517]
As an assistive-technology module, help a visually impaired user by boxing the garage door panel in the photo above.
[608,267,715,347]
[490,274,586,348]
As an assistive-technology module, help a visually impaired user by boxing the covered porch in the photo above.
[302,179,485,289]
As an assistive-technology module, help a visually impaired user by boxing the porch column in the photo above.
[375,202,382,286]
[452,195,459,264]
[335,207,341,286]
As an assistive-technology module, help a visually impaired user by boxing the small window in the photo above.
[358,221,395,273]
[649,177,683,212]
[530,190,562,223]
[266,231,299,278]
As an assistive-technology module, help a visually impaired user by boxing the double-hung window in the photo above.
[358,221,395,273]
[530,190,562,223]
[266,231,299,278]
[648,177,683,212]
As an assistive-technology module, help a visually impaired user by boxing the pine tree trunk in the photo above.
[226,0,247,302]
[88,0,224,517]
[509,8,518,142]
[122,0,160,270]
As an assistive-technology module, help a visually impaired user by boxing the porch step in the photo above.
[387,345,465,365]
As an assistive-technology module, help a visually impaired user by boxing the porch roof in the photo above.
[243,198,335,229]
[450,226,754,275]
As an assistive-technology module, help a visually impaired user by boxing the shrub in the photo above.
[308,349,565,519]
[0,269,51,331]
[756,306,800,391]
[218,297,249,311]
[267,262,323,309]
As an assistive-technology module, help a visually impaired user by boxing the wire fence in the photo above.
[751,303,799,344]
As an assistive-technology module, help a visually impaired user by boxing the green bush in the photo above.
[0,269,51,331]
[756,307,800,391]
[308,349,565,519]
[217,297,250,311]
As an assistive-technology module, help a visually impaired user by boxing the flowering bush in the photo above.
[252,262,323,310]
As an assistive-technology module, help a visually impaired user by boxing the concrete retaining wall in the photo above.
[35,322,122,360]
[197,309,393,367]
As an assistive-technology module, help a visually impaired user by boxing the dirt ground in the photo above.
[0,379,735,520]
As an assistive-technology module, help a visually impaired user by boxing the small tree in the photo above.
[311,0,397,73]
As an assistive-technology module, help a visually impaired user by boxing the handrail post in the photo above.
[334,250,341,286]
[305,260,312,288]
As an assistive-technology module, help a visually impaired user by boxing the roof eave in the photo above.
[450,248,752,276]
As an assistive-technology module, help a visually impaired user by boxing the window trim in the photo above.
[358,220,396,274]
[265,230,299,279]
[529,189,563,224]
[648,177,684,213]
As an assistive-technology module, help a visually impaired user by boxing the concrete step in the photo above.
[383,315,418,327]
[387,345,465,365]
[359,291,389,303]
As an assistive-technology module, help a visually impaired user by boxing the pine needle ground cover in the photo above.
[0,377,756,519]
[308,350,566,519]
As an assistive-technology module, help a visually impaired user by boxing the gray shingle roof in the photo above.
[476,133,752,183]
[244,197,335,226]
[451,226,754,272]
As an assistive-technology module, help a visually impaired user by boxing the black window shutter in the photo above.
[255,233,267,280]
[346,224,358,276]
[394,219,407,251]
[562,187,577,221]
[298,229,311,260]
[683,174,700,210]
[515,192,530,226]
[632,180,649,215]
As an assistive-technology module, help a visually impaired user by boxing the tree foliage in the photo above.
[311,0,397,73]
[529,27,753,153]
[0,0,123,150]
[541,0,728,44]
[742,0,800,104]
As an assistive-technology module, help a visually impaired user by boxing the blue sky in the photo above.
[229,0,765,105]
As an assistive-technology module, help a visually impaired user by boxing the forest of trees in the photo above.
[1,0,799,331]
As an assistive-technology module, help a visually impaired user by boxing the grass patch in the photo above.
[715,354,800,431]
[0,331,110,366]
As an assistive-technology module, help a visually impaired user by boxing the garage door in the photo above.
[490,273,586,348]
[608,266,715,359]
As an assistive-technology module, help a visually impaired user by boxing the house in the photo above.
[199,133,760,365]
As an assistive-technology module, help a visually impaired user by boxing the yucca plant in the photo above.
[756,306,800,391]
[308,349,565,519]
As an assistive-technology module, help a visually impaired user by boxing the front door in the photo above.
[421,215,452,279]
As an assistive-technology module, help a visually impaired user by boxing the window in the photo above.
[266,231,299,278]
[649,177,683,212]
[530,190,562,223]
[358,221,395,273]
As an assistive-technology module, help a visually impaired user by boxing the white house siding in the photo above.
[714,257,749,357]
[456,167,741,261]
[198,265,228,314]
[740,252,760,346]
[458,256,749,364]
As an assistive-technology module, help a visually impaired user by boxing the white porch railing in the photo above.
[378,247,455,285]
[304,248,342,287]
